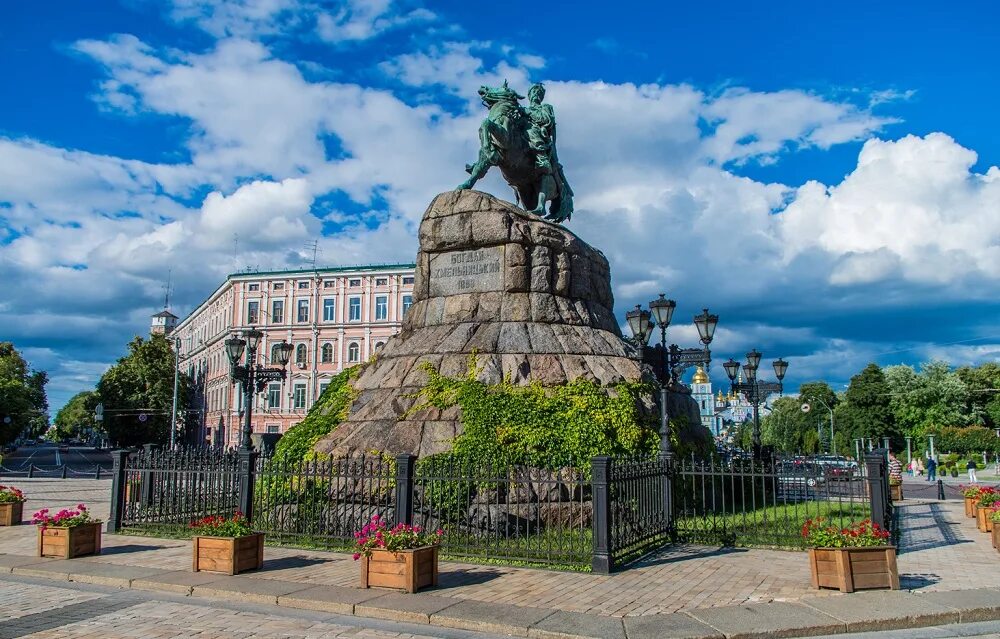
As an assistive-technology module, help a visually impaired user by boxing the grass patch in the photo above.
[676,500,871,550]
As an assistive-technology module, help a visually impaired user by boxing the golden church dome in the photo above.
[692,366,709,384]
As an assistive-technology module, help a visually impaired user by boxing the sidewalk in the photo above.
[3,480,1000,638]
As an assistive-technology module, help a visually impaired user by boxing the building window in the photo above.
[374,341,385,352]
[270,343,283,364]
[267,383,281,409]
[247,301,259,324]
[323,298,335,322]
[349,278,361,287]
[319,382,330,397]
[248,283,260,291]
[266,423,280,434]
[297,299,309,322]
[375,277,388,286]
[348,342,360,363]
[402,294,413,316]
[402,276,414,285]
[293,383,306,409]
[349,297,361,322]
[271,300,284,324]
[295,343,307,366]
[298,281,309,289]
[273,282,284,290]
[321,343,333,363]
[323,280,336,288]
[375,295,388,321]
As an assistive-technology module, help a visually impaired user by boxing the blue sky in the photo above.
[1,0,998,415]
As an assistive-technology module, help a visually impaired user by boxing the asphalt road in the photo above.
[0,443,112,478]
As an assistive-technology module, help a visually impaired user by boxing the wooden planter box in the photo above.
[37,523,102,559]
[966,497,977,518]
[192,533,264,575]
[992,522,1000,550]
[978,506,997,533]
[809,546,900,593]
[360,546,439,593]
[890,483,903,501]
[0,502,24,526]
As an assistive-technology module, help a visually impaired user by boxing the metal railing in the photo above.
[674,456,873,549]
[106,447,891,573]
[412,455,591,568]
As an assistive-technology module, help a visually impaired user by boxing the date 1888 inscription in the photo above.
[428,246,504,296]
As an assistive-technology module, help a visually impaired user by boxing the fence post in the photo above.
[107,450,129,533]
[394,454,416,526]
[27,464,34,478]
[237,447,259,522]
[592,456,613,574]
[61,464,68,479]
[865,451,889,531]
[937,479,945,501]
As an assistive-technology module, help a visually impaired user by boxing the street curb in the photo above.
[5,553,1000,639]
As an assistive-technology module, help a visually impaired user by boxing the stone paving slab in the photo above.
[355,592,460,624]
[686,601,845,639]
[277,584,387,614]
[0,555,53,572]
[430,599,555,636]
[64,561,170,588]
[192,574,315,604]
[800,591,960,632]
[623,612,724,639]
[915,588,1000,623]
[526,610,627,639]
[131,569,228,594]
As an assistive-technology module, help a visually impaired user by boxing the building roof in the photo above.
[152,310,179,319]
[227,263,416,279]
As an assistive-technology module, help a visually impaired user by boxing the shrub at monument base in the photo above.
[407,358,710,470]
[271,367,358,466]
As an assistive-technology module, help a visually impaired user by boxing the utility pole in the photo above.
[170,337,181,449]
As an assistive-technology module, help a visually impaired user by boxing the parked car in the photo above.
[777,460,826,488]
[813,455,857,480]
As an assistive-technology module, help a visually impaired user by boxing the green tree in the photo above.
[835,363,897,446]
[956,363,1000,429]
[53,391,98,441]
[0,342,49,444]
[885,361,969,435]
[97,334,191,447]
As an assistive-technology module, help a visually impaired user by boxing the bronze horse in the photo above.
[457,82,573,223]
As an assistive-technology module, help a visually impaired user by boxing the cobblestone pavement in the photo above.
[0,577,502,639]
[896,496,1000,590]
[2,479,999,620]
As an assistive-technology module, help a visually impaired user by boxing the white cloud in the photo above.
[779,133,1000,285]
[317,0,434,43]
[5,27,999,416]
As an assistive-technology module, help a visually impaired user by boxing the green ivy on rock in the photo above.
[409,357,661,472]
[271,366,359,465]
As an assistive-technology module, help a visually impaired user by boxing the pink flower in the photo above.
[352,553,361,560]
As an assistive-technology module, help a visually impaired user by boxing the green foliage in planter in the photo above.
[271,367,358,466]
[408,357,662,473]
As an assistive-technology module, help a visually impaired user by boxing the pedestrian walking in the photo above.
[967,459,978,483]
[916,458,924,476]
[888,453,903,483]
[927,456,937,482]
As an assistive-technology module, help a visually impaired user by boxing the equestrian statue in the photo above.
[457,81,574,224]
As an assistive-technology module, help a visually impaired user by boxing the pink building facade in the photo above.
[172,264,415,448]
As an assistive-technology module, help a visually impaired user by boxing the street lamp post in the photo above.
[624,296,718,456]
[724,351,787,460]
[224,330,293,450]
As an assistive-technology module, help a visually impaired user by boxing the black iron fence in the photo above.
[107,447,892,573]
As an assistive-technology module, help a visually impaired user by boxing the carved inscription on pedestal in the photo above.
[429,246,504,296]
